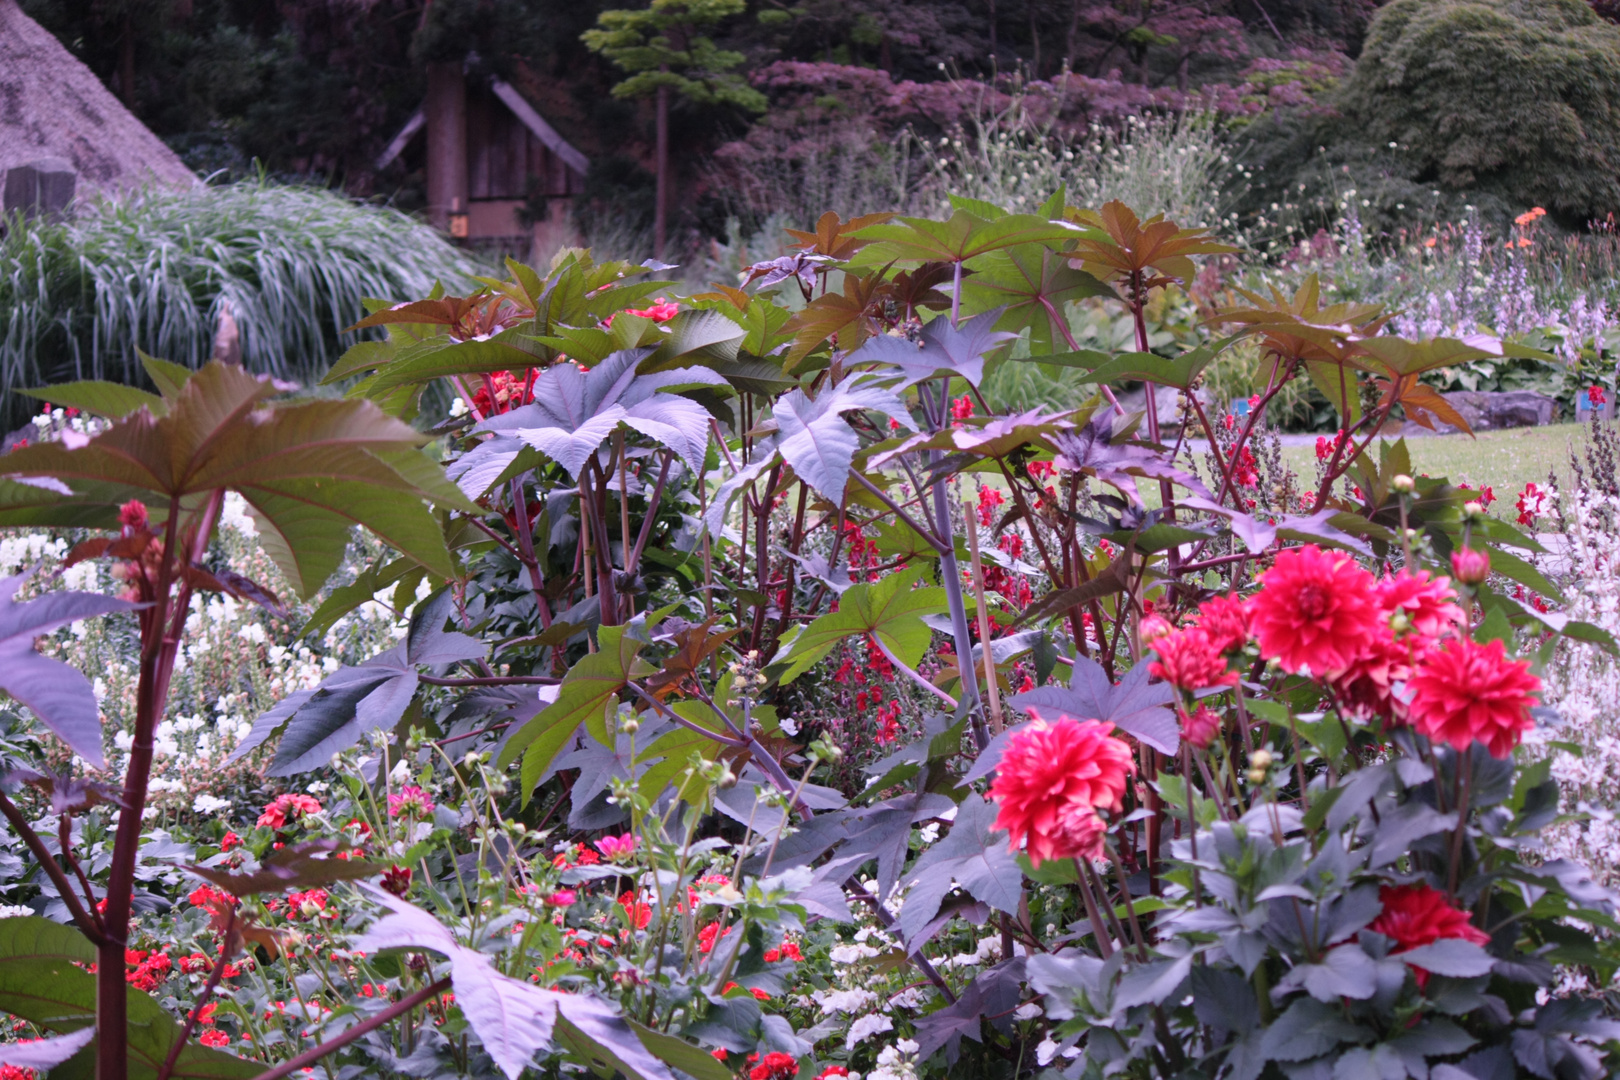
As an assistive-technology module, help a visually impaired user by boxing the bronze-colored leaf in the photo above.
[186,839,384,897]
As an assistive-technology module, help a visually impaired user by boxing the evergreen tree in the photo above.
[583,0,766,257]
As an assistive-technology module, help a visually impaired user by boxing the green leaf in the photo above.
[0,917,259,1080]
[1078,338,1233,392]
[358,330,548,396]
[852,210,1082,266]
[625,1022,733,1080]
[1484,545,1563,604]
[140,351,194,398]
[773,565,947,683]
[959,245,1116,354]
[17,382,164,420]
[500,626,648,799]
[300,554,420,641]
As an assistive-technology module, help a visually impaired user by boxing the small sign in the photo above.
[1576,388,1611,420]
[1230,397,1252,417]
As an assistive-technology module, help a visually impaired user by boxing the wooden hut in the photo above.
[0,0,196,216]
[378,65,589,253]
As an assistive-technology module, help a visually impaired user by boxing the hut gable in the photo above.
[0,0,197,201]
[378,71,588,244]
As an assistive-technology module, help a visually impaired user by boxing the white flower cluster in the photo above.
[1529,487,1620,889]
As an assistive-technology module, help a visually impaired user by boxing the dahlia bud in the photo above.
[1392,474,1415,494]
[718,769,738,790]
[1463,501,1485,520]
[619,717,639,735]
[1139,614,1174,644]
[1450,546,1490,585]
[1249,748,1273,770]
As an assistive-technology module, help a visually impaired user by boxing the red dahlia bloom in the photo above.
[1149,627,1238,693]
[1250,546,1381,674]
[1370,883,1490,987]
[1192,595,1251,655]
[1179,705,1222,750]
[988,713,1135,867]
[1407,637,1540,758]
[1377,571,1462,640]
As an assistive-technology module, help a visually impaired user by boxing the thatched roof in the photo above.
[0,0,196,199]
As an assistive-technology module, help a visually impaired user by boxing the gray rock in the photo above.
[2,158,76,218]
[1401,389,1557,435]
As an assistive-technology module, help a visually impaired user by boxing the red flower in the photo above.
[1377,571,1461,641]
[1407,637,1540,758]
[1450,547,1490,585]
[951,395,974,422]
[219,831,242,852]
[815,1068,850,1080]
[988,714,1135,867]
[198,1030,230,1048]
[1179,705,1222,750]
[1148,627,1238,693]
[1588,385,1607,407]
[748,1050,799,1079]
[617,892,651,930]
[381,864,413,898]
[1515,482,1550,526]
[976,486,1005,527]
[256,793,321,830]
[1250,546,1381,675]
[1230,446,1259,488]
[118,500,149,531]
[387,785,435,819]
[1370,884,1490,988]
[1192,595,1251,655]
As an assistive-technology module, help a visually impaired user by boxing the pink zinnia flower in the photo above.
[988,713,1135,867]
[1250,546,1381,674]
[1407,637,1540,757]
[387,786,435,819]
[1148,627,1238,693]
[1370,883,1490,988]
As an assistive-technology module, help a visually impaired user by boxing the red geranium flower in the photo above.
[1407,637,1540,758]
[1250,545,1381,675]
[988,713,1135,867]
[748,1050,798,1079]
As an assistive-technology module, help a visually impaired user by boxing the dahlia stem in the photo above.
[1448,747,1472,900]
[1072,857,1115,959]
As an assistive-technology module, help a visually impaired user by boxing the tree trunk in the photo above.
[654,81,668,260]
[424,62,468,235]
[119,14,136,108]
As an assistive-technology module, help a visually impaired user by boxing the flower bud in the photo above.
[1463,501,1485,520]
[718,769,738,790]
[1450,546,1490,585]
[1392,474,1415,494]
[620,717,639,735]
[1249,748,1273,770]
[1246,767,1269,785]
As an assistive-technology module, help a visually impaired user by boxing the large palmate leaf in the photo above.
[1049,411,1211,501]
[1068,201,1238,288]
[187,839,384,895]
[1005,654,1179,754]
[355,886,677,1080]
[852,209,1081,267]
[772,565,948,684]
[772,378,914,501]
[0,917,259,1080]
[959,244,1116,353]
[847,309,1017,390]
[229,591,483,774]
[0,572,138,768]
[498,624,650,800]
[784,210,895,261]
[0,361,474,598]
[466,349,726,488]
[780,271,890,369]
[898,794,1021,946]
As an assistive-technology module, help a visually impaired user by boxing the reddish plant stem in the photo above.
[245,977,451,1080]
[155,908,236,1080]
[0,793,102,942]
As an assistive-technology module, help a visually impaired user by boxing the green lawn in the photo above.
[1279,423,1594,513]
